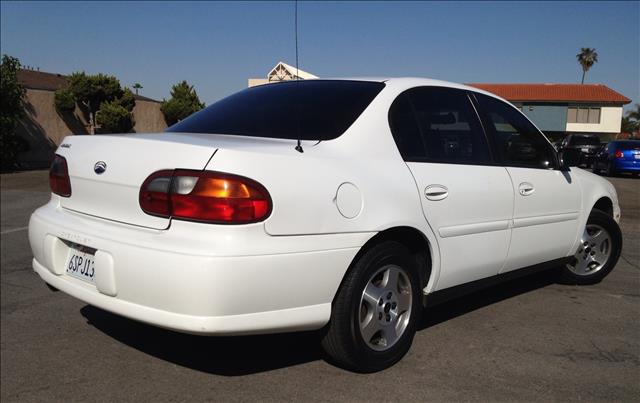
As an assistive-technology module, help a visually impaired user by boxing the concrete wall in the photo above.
[521,104,567,132]
[566,106,623,133]
[14,89,166,168]
[133,100,167,133]
[15,89,88,168]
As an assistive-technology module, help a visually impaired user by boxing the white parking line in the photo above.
[0,226,29,235]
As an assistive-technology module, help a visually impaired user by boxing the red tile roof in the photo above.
[468,83,631,104]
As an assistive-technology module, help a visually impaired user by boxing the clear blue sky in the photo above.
[1,1,638,110]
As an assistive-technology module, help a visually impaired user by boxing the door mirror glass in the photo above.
[560,148,581,169]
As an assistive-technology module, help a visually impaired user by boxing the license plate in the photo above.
[634,154,640,160]
[581,147,589,152]
[66,246,96,284]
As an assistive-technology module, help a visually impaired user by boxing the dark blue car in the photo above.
[593,140,640,176]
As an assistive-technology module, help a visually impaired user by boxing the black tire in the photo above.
[605,161,617,177]
[559,209,622,285]
[321,241,423,372]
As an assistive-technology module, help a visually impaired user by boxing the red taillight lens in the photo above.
[614,150,624,158]
[50,154,72,197]
[139,170,272,224]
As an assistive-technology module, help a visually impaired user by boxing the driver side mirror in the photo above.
[559,148,581,170]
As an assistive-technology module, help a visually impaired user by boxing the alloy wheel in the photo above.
[567,224,612,276]
[358,265,412,351]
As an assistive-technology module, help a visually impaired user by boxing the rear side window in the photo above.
[616,141,640,150]
[388,93,425,160]
[167,80,385,140]
[474,93,557,169]
[389,87,491,164]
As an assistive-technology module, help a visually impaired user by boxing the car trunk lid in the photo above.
[56,133,217,230]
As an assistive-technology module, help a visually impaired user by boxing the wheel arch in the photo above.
[335,226,434,307]
[592,196,613,217]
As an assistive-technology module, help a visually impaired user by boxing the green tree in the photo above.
[97,101,135,133]
[576,47,598,84]
[132,82,143,95]
[67,72,124,134]
[161,80,205,125]
[54,88,75,112]
[57,72,135,134]
[627,103,640,122]
[622,104,640,138]
[0,54,27,168]
[116,88,136,112]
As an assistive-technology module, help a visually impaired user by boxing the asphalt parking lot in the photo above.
[1,170,638,402]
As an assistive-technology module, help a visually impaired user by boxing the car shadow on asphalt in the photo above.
[80,269,558,376]
[417,269,558,331]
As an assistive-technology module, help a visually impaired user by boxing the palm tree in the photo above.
[576,48,598,84]
[132,83,143,95]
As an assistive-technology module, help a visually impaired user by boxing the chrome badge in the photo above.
[94,161,107,175]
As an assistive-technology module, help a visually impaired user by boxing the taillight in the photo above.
[614,150,624,158]
[139,170,272,224]
[50,154,72,197]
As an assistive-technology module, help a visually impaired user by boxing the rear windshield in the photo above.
[616,141,640,150]
[569,135,600,146]
[166,80,385,140]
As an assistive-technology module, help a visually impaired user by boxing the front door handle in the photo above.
[518,182,535,196]
[425,185,448,201]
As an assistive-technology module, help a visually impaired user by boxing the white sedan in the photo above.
[29,78,622,372]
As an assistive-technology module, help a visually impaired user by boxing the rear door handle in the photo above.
[518,182,535,196]
[425,185,448,201]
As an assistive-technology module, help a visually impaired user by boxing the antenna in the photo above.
[294,0,303,153]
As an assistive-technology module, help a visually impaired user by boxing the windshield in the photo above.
[166,80,385,140]
[569,135,600,146]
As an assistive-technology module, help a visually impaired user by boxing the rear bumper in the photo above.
[614,161,640,172]
[29,200,371,335]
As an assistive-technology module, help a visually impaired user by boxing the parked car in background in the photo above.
[559,134,601,167]
[592,140,640,176]
[29,78,623,372]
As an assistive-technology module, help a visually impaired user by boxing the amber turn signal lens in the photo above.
[139,170,272,224]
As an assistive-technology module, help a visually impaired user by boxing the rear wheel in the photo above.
[560,210,622,285]
[321,241,423,372]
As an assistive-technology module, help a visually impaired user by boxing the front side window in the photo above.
[389,87,491,164]
[167,80,385,140]
[475,93,557,169]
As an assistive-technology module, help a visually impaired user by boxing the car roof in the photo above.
[317,77,508,102]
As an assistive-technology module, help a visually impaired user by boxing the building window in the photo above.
[567,107,601,124]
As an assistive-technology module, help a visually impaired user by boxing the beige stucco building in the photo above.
[248,61,318,87]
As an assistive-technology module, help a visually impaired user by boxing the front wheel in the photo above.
[321,241,423,372]
[605,161,617,177]
[560,210,622,285]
